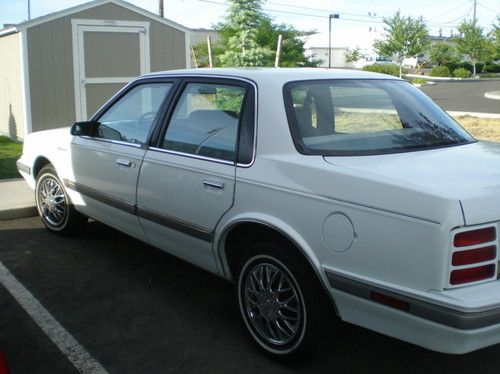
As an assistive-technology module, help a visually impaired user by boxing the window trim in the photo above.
[283,78,475,157]
[151,76,257,166]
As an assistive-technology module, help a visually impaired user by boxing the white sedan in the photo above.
[17,68,500,358]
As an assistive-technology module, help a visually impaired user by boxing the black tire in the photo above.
[35,165,87,235]
[236,240,334,360]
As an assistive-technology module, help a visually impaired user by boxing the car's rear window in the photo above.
[283,79,475,156]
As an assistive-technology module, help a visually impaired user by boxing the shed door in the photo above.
[73,21,150,120]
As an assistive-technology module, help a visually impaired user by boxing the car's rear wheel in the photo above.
[237,241,333,359]
[35,165,87,234]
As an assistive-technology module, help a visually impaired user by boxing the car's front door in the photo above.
[70,81,174,239]
[137,79,254,272]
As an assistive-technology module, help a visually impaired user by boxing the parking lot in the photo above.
[420,79,500,114]
[1,217,500,373]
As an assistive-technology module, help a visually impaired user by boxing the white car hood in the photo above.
[24,127,72,149]
[324,141,500,225]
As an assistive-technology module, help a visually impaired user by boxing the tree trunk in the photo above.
[472,62,476,77]
[399,63,403,78]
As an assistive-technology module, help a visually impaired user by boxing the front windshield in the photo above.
[284,79,475,156]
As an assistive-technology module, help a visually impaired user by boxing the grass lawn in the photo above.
[0,136,23,179]
[453,116,500,143]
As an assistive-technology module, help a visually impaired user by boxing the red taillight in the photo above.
[449,226,497,286]
[450,264,496,285]
[452,245,497,266]
[0,350,7,374]
[454,227,496,247]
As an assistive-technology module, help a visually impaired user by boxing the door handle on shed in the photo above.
[116,159,133,167]
[202,178,225,189]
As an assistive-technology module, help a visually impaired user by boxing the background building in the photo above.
[307,46,352,68]
[0,0,190,140]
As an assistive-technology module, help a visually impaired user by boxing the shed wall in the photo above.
[0,33,24,140]
[27,2,186,132]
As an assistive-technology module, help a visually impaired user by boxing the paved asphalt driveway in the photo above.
[420,79,500,114]
[2,218,500,373]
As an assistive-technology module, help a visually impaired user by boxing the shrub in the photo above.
[429,65,451,77]
[362,64,407,77]
[459,62,483,74]
[453,68,472,78]
[469,62,484,74]
[411,78,428,84]
[481,73,500,78]
[443,62,460,72]
[484,63,500,73]
[443,61,483,74]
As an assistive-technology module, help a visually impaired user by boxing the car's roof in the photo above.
[143,67,400,84]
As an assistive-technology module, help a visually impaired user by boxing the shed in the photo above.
[0,0,191,140]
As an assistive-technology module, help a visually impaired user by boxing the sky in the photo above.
[1,0,498,52]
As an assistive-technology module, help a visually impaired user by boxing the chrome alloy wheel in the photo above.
[242,262,303,346]
[37,176,67,227]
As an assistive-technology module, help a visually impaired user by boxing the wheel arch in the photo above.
[216,216,338,313]
[32,156,53,178]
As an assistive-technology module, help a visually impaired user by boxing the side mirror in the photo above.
[70,121,100,136]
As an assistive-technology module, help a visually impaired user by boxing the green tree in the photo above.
[344,47,365,64]
[428,42,459,66]
[254,18,320,67]
[491,16,500,60]
[455,20,495,76]
[217,0,273,67]
[373,11,430,78]
[195,0,319,67]
[191,40,223,68]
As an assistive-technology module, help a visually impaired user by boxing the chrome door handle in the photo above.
[202,178,225,189]
[116,159,132,167]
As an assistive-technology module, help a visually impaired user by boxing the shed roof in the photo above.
[0,0,190,37]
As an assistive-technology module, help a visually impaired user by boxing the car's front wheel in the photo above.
[237,241,333,359]
[35,165,87,234]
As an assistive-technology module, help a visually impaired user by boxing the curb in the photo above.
[0,178,24,183]
[485,91,500,100]
[447,111,500,119]
[0,206,37,221]
[406,74,465,81]
[412,82,436,87]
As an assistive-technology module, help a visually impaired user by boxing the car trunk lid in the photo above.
[324,141,500,225]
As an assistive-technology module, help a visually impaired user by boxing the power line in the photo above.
[476,2,500,15]
[266,1,386,19]
[196,0,466,28]
[427,6,474,25]
[424,0,471,22]
[197,0,386,23]
[267,0,472,26]
[266,7,386,23]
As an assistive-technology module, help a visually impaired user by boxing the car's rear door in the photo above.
[137,78,255,272]
[70,80,175,239]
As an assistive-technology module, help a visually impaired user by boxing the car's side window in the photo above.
[162,83,246,162]
[96,83,172,145]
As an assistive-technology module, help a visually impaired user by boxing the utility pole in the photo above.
[473,0,477,24]
[274,34,283,68]
[28,0,31,20]
[159,0,164,18]
[207,36,213,68]
[328,14,339,69]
